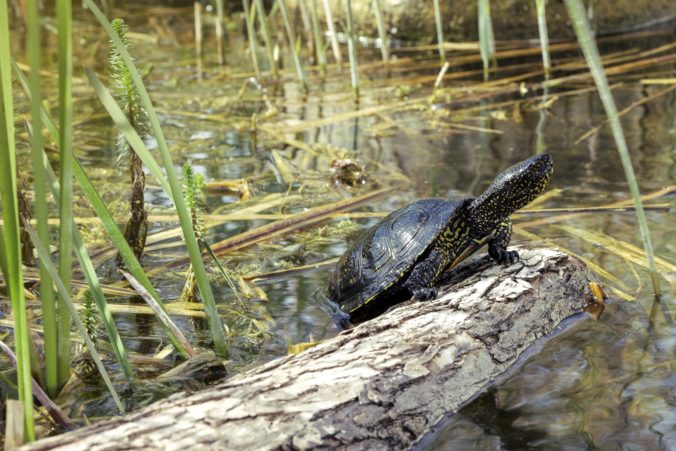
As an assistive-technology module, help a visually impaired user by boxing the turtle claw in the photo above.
[410,286,438,301]
[490,246,519,265]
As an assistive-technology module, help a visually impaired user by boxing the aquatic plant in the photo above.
[86,0,229,356]
[321,0,342,68]
[254,0,278,76]
[13,63,135,393]
[278,0,308,91]
[56,0,73,391]
[372,0,389,65]
[180,164,207,304]
[535,0,551,77]
[0,0,34,439]
[478,0,496,81]
[345,0,359,99]
[242,0,261,77]
[433,0,445,63]
[309,0,327,74]
[109,18,150,263]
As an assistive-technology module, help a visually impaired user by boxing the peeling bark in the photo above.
[25,248,597,451]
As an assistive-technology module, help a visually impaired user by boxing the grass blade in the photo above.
[56,0,74,387]
[253,0,278,76]
[85,0,228,356]
[564,0,661,295]
[215,0,225,65]
[277,0,308,91]
[535,0,551,78]
[0,0,35,439]
[25,0,59,397]
[478,0,495,81]
[23,222,125,414]
[242,0,261,78]
[321,0,342,68]
[373,0,389,65]
[345,0,359,99]
[309,0,327,73]
[433,0,445,63]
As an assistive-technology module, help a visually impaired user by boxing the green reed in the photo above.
[321,0,342,68]
[309,0,327,74]
[25,0,58,400]
[215,0,225,65]
[478,0,496,81]
[0,0,34,440]
[433,0,445,63]
[345,0,359,99]
[564,0,661,295]
[278,0,308,91]
[254,0,278,76]
[373,0,389,65]
[56,0,74,388]
[242,0,262,78]
[536,0,551,77]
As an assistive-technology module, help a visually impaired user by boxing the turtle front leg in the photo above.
[488,219,519,264]
[403,247,449,301]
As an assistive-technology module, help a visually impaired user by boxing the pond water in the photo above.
[5,7,675,449]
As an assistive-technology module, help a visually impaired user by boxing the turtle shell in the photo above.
[329,198,466,313]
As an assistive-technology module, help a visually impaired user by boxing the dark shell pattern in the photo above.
[329,198,465,313]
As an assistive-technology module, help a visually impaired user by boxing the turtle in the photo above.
[328,153,553,323]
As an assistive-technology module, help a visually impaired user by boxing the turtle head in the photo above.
[469,153,553,231]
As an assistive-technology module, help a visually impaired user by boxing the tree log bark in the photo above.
[25,248,598,451]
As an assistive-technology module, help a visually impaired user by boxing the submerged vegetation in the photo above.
[0,0,673,446]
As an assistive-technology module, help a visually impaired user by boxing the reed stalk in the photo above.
[56,0,73,388]
[345,0,359,99]
[432,0,445,63]
[194,1,203,78]
[254,0,278,76]
[0,0,34,439]
[564,0,661,295]
[478,0,496,81]
[278,0,308,91]
[535,0,551,78]
[85,0,229,355]
[372,0,389,65]
[25,0,58,398]
[215,0,225,65]
[242,0,261,78]
[296,0,312,46]
[309,0,327,74]
[322,0,342,68]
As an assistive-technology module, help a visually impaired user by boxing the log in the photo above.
[25,248,599,451]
